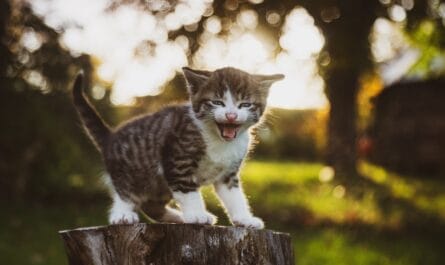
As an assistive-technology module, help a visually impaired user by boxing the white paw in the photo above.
[183,211,217,225]
[109,210,139,225]
[232,215,264,229]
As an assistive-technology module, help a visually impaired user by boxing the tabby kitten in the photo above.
[73,67,283,228]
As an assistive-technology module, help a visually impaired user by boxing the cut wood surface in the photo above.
[59,223,294,265]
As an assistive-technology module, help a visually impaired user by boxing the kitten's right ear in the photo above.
[182,67,211,94]
[253,73,285,91]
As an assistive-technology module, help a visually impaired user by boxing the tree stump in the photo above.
[59,224,294,265]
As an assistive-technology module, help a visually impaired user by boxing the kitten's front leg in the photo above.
[214,178,264,229]
[173,190,217,225]
[109,192,139,224]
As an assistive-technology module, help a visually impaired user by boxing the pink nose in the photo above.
[225,113,238,122]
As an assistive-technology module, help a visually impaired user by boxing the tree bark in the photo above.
[325,67,360,179]
[59,224,294,265]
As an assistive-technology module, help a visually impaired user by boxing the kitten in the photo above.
[72,67,284,228]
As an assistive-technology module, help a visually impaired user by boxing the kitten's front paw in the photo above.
[109,210,139,224]
[232,215,264,229]
[183,211,217,225]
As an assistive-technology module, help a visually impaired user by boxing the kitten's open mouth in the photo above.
[216,123,241,141]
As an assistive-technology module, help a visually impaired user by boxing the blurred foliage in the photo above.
[408,20,445,77]
[255,109,327,161]
[0,0,111,200]
[357,74,384,133]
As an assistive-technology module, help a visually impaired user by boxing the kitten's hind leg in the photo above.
[141,202,184,224]
[109,192,139,224]
[161,206,184,223]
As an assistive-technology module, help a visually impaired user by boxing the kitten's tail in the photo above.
[72,72,111,152]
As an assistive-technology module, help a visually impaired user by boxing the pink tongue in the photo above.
[222,127,237,139]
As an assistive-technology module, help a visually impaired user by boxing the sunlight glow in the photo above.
[371,18,419,85]
[112,42,187,104]
[193,33,269,71]
[371,18,406,63]
[237,9,258,30]
[266,11,281,25]
[20,29,43,52]
[319,166,335,183]
[204,16,222,34]
[280,8,324,60]
[194,7,327,109]
[28,1,327,109]
[333,185,346,198]
[388,5,407,22]
[29,0,210,105]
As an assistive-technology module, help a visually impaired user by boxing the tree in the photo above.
[286,0,445,180]
[303,0,379,179]
[302,0,445,180]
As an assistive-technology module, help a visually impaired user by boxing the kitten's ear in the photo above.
[182,67,212,94]
[253,73,285,91]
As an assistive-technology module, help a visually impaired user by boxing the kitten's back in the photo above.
[104,105,197,163]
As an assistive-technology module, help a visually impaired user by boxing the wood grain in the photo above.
[59,224,294,265]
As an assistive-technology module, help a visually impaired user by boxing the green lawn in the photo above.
[2,161,444,265]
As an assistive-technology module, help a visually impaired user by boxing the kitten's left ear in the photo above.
[182,67,212,94]
[253,73,285,91]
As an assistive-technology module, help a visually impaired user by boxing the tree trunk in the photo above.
[325,67,360,179]
[311,0,378,180]
[0,0,10,79]
[59,224,294,265]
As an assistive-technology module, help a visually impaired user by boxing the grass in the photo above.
[291,227,442,265]
[1,202,107,265]
[1,161,444,265]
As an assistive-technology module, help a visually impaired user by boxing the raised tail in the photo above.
[72,73,111,152]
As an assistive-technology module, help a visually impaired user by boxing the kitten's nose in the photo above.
[225,112,238,122]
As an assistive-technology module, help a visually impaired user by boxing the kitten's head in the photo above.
[183,67,284,141]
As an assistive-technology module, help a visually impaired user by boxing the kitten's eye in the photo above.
[239,103,252,108]
[211,100,225,106]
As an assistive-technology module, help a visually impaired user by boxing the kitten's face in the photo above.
[183,67,284,141]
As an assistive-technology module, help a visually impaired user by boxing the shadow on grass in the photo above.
[344,172,445,233]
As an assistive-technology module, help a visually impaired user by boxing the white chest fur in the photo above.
[194,131,250,185]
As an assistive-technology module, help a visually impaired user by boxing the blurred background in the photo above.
[1,0,445,264]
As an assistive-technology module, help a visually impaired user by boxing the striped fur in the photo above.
[72,67,283,226]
